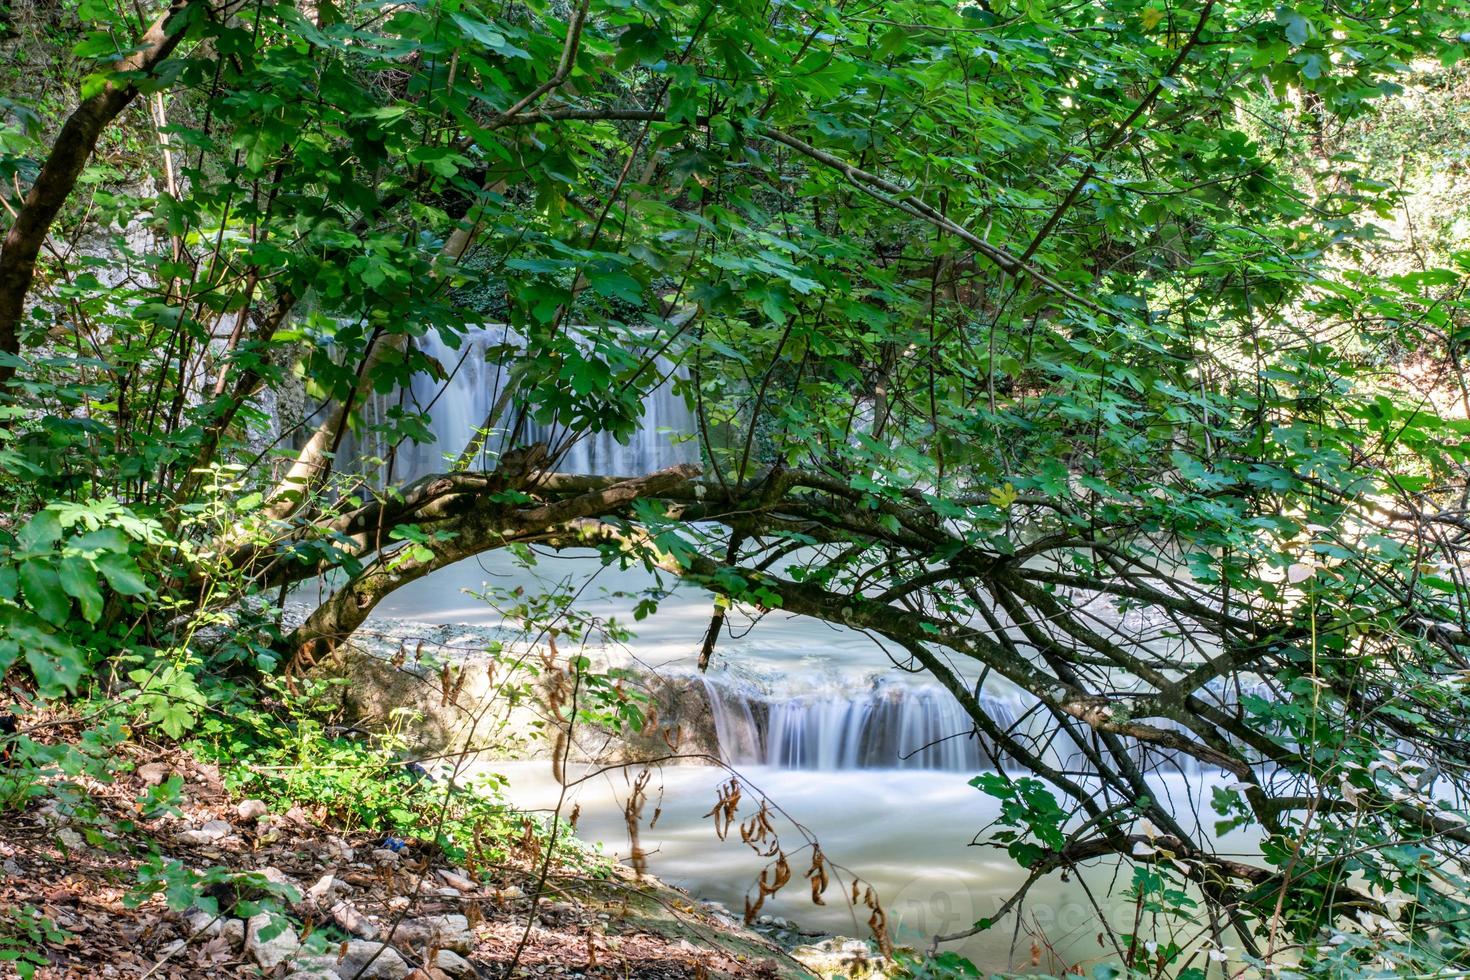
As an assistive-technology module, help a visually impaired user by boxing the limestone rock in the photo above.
[245,913,302,972]
[331,899,378,939]
[199,819,233,841]
[386,914,473,953]
[433,950,476,978]
[138,762,171,786]
[336,940,411,980]
[236,799,269,821]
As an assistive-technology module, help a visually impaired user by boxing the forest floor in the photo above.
[0,740,826,980]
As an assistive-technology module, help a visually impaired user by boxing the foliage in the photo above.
[0,905,71,980]
[2,0,1470,975]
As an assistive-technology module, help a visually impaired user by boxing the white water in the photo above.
[331,380,1250,972]
[361,548,1257,972]
[492,761,1252,972]
[335,324,698,483]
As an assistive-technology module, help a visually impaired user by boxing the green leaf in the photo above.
[94,553,150,596]
[17,510,62,552]
[20,561,70,626]
[57,556,104,623]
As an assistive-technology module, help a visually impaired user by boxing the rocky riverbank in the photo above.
[0,738,820,979]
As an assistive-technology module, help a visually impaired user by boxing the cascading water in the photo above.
[701,676,1033,772]
[335,324,698,483]
[697,673,1241,775]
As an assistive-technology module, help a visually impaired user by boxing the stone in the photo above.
[433,950,476,978]
[246,912,302,972]
[157,939,186,958]
[285,806,312,826]
[369,848,400,865]
[221,918,246,949]
[56,828,85,851]
[436,869,476,893]
[331,899,378,939]
[385,914,474,954]
[236,799,269,821]
[138,762,171,786]
[284,954,340,978]
[185,910,223,939]
[308,873,347,903]
[335,940,411,980]
[199,819,233,841]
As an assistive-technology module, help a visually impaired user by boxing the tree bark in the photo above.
[0,0,201,391]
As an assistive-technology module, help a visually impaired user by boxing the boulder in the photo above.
[386,914,473,953]
[335,940,411,980]
[245,913,301,972]
[432,950,476,978]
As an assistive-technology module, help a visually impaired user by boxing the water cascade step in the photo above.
[335,324,698,483]
[697,674,1251,775]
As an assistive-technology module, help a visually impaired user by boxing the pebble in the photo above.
[198,819,233,841]
[56,828,85,851]
[436,869,477,892]
[370,847,400,865]
[331,899,379,939]
[236,799,269,821]
[138,762,171,786]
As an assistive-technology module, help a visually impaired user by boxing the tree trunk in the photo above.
[0,0,201,391]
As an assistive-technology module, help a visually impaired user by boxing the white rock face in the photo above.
[245,913,302,971]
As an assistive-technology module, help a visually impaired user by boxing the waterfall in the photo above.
[698,675,1243,775]
[701,677,1036,772]
[336,324,698,482]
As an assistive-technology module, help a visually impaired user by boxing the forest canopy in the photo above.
[4,0,1470,975]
